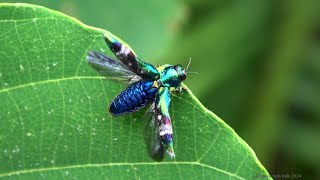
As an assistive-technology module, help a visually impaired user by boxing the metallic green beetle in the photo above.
[87,32,190,161]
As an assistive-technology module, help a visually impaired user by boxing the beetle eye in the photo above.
[180,70,187,80]
[173,65,178,70]
[174,65,187,81]
[180,73,186,81]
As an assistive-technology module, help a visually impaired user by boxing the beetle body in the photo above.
[87,32,188,161]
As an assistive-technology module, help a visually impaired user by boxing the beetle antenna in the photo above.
[186,71,198,75]
[185,58,197,74]
[186,58,192,71]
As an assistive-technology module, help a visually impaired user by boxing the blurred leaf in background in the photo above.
[165,0,320,179]
[0,0,185,60]
[1,0,320,179]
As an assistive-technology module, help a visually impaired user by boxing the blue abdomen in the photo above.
[109,80,158,116]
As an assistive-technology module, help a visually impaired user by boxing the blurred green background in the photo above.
[2,0,320,179]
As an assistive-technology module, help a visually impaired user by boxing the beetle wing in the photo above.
[143,87,175,161]
[144,102,165,161]
[87,51,142,84]
[103,32,159,80]
[155,87,175,158]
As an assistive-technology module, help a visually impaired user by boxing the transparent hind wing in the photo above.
[144,102,165,161]
[87,51,142,84]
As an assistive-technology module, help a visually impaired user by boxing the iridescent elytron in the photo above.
[87,32,189,161]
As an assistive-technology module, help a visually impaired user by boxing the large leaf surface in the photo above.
[0,3,270,179]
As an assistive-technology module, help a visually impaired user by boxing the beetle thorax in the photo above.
[156,64,186,88]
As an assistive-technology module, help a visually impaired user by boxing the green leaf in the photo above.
[0,3,270,179]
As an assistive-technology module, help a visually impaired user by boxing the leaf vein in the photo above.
[0,76,105,93]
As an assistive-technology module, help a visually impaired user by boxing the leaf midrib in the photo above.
[0,161,245,180]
